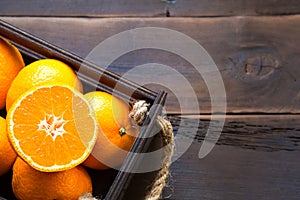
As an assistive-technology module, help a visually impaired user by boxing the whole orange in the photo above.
[83,91,138,170]
[12,157,92,200]
[0,116,17,176]
[0,37,24,109]
[6,58,82,111]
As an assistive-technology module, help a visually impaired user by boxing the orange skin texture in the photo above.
[83,91,138,170]
[0,37,24,109]
[12,157,92,200]
[0,116,17,176]
[6,58,82,111]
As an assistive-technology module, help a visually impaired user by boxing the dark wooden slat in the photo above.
[163,143,300,199]
[0,0,166,17]
[169,114,300,151]
[1,16,300,114]
[0,0,300,17]
[171,0,300,17]
[161,114,300,199]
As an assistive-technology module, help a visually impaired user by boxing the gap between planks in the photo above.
[167,114,300,152]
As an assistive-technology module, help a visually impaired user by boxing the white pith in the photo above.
[38,114,68,140]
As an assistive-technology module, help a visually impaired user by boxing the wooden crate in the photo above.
[0,20,168,200]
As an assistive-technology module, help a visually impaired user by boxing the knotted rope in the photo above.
[129,100,174,200]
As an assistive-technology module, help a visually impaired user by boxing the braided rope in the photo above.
[129,100,174,200]
[145,116,174,200]
[79,193,98,200]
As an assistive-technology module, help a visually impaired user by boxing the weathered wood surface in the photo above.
[0,0,300,17]
[171,0,300,17]
[164,143,300,199]
[161,115,300,199]
[1,16,300,114]
[170,114,300,151]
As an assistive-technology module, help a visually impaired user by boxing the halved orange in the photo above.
[6,84,98,172]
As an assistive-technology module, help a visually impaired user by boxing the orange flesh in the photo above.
[8,85,97,171]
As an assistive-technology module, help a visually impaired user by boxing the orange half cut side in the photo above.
[7,85,98,172]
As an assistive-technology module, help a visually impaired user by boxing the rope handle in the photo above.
[130,100,174,200]
[145,116,174,200]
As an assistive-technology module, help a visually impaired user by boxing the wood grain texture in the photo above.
[170,0,300,17]
[0,0,166,17]
[1,16,300,114]
[170,115,300,151]
[0,0,299,17]
[163,143,300,200]
[162,114,300,199]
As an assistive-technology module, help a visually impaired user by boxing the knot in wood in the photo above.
[244,54,279,78]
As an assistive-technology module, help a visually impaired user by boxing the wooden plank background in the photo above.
[1,1,300,199]
[0,0,300,17]
[164,141,300,199]
[1,16,300,114]
[162,115,300,199]
[171,115,300,151]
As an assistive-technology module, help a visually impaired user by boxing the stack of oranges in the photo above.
[0,37,139,199]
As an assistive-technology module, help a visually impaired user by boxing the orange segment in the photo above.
[54,135,74,165]
[7,85,98,172]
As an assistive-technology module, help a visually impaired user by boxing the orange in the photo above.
[83,91,138,170]
[0,37,24,109]
[7,85,98,172]
[0,116,17,176]
[12,157,92,200]
[6,58,82,111]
